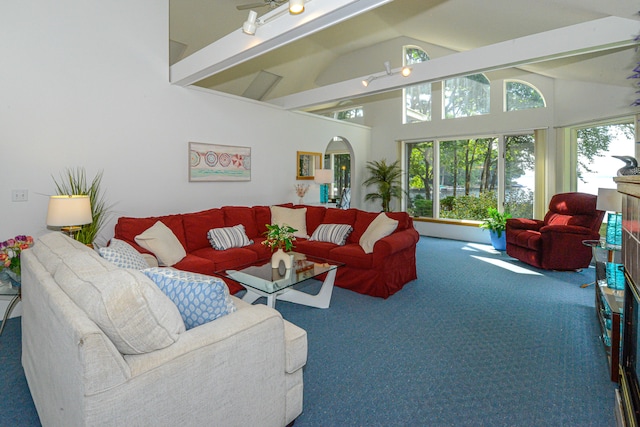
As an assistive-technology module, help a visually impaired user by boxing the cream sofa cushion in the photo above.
[135,221,186,266]
[270,205,308,238]
[359,213,399,254]
[54,252,185,354]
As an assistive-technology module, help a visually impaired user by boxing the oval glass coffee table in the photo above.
[216,252,343,309]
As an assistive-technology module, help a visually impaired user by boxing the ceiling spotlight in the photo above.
[401,66,412,77]
[384,61,392,75]
[289,0,305,14]
[362,76,374,87]
[242,10,258,35]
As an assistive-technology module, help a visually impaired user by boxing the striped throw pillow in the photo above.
[309,223,353,245]
[207,224,253,250]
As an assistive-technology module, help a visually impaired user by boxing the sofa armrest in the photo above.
[506,218,544,231]
[372,228,419,261]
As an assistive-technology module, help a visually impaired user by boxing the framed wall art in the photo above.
[189,142,251,182]
[296,151,322,180]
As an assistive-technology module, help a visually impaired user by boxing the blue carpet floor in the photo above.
[0,237,617,426]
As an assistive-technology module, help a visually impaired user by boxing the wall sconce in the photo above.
[289,0,305,14]
[46,195,93,239]
[361,60,412,86]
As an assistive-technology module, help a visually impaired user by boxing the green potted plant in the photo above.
[52,167,113,247]
[363,159,404,212]
[480,207,511,250]
[262,224,297,268]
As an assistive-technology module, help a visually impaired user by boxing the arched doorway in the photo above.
[324,136,353,205]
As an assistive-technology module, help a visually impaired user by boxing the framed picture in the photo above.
[296,151,322,180]
[189,142,251,182]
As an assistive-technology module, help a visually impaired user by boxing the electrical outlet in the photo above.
[11,189,28,202]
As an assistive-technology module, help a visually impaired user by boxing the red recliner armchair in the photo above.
[506,192,605,270]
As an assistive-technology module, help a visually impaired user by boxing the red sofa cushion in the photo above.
[253,205,272,238]
[294,239,335,259]
[223,206,258,238]
[115,215,187,253]
[182,208,225,253]
[329,244,373,269]
[294,205,326,235]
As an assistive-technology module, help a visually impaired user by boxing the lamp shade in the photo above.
[596,188,622,212]
[314,169,333,184]
[46,195,92,227]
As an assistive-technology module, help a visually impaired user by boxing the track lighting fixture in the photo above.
[241,1,308,36]
[242,10,258,35]
[362,76,375,87]
[361,61,412,87]
[289,0,305,14]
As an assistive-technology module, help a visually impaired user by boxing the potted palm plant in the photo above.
[363,159,404,212]
[52,167,113,247]
[480,207,511,250]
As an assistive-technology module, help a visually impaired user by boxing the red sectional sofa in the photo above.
[114,204,419,298]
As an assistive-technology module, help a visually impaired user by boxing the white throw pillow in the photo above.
[270,205,308,238]
[359,213,399,254]
[134,221,186,266]
[99,238,149,270]
[54,252,185,355]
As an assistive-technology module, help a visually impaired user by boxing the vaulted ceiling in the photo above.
[169,0,640,112]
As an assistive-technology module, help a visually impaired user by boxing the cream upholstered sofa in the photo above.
[21,232,307,427]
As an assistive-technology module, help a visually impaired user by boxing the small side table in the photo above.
[0,283,20,337]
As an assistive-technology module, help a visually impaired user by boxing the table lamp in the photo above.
[597,188,623,248]
[314,169,333,204]
[46,195,93,239]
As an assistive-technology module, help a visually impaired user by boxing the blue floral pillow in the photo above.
[142,267,236,329]
[99,238,149,270]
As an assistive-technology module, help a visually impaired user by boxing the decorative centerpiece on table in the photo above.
[294,184,309,204]
[0,235,35,287]
[262,224,297,269]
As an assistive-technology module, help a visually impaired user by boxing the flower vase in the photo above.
[271,248,292,269]
[5,270,21,288]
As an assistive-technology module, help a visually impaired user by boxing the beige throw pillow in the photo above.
[359,213,399,254]
[135,221,186,266]
[270,206,309,238]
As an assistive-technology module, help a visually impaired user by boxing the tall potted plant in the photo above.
[52,167,113,247]
[363,159,404,212]
[480,207,511,250]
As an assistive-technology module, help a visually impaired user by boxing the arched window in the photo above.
[505,80,545,111]
[403,46,431,124]
[443,74,490,119]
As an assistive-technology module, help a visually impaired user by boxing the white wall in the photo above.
[0,0,371,317]
[0,0,371,246]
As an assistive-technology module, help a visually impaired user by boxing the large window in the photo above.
[403,46,431,124]
[407,141,434,217]
[505,135,535,218]
[439,138,498,219]
[443,74,490,119]
[505,80,545,111]
[406,134,535,221]
[576,121,635,194]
